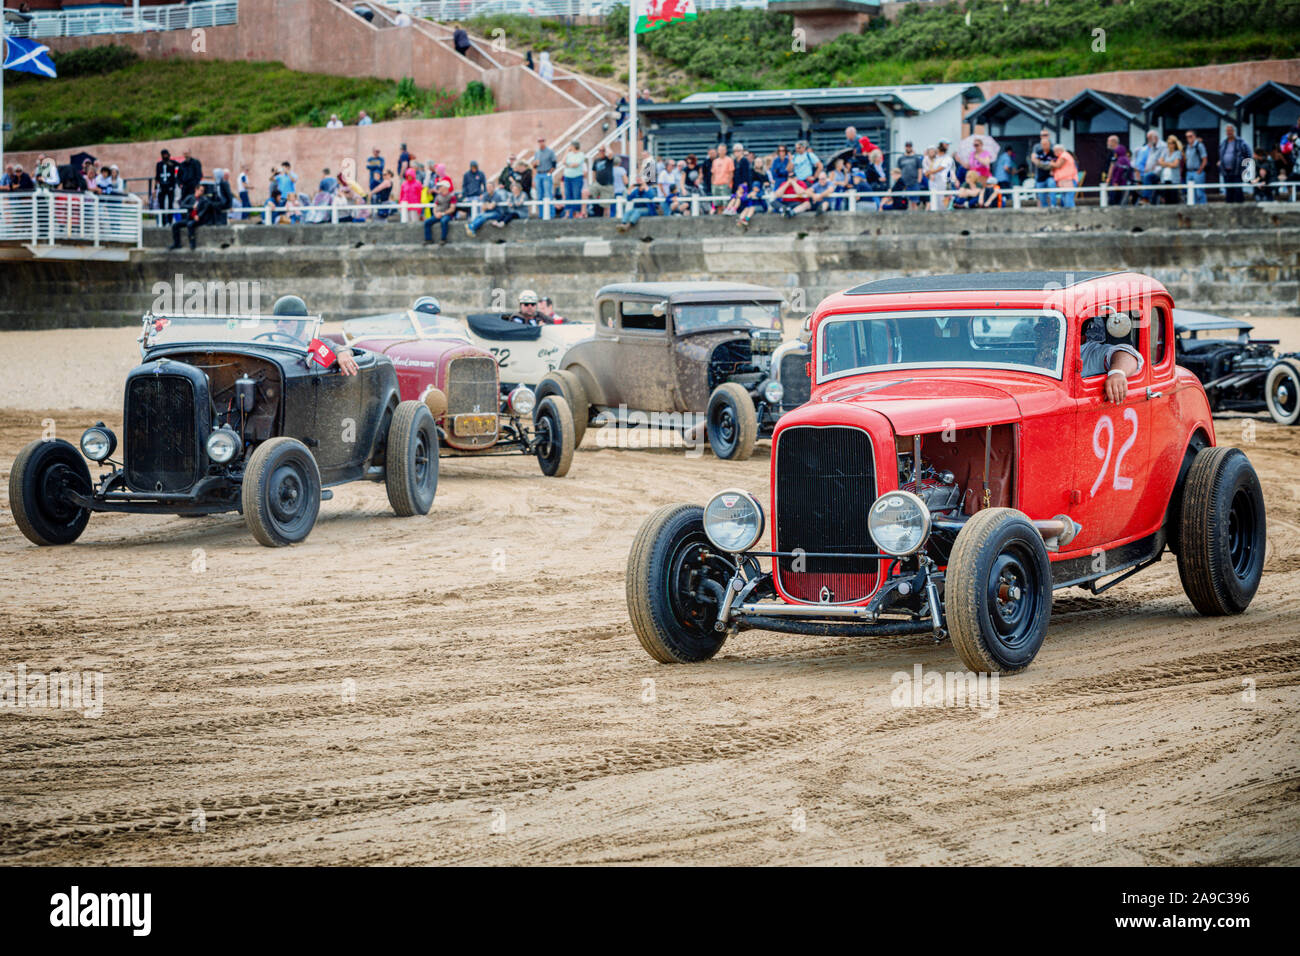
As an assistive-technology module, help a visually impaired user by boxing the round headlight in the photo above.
[79,425,116,462]
[206,428,242,464]
[868,489,931,557]
[703,489,765,553]
[763,380,784,405]
[508,385,536,417]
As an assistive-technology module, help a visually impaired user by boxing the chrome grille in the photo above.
[779,352,811,407]
[774,425,879,604]
[126,375,198,492]
[446,355,499,448]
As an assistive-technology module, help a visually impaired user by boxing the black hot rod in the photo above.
[9,296,439,548]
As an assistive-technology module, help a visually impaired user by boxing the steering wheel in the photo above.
[253,331,303,345]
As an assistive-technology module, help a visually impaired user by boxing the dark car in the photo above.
[9,297,439,548]
[1173,309,1300,425]
[537,282,810,459]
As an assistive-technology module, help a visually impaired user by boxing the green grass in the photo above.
[471,1,1300,100]
[4,51,495,152]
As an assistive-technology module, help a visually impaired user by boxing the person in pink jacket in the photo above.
[399,168,423,222]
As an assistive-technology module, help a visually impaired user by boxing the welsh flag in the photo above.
[636,0,697,33]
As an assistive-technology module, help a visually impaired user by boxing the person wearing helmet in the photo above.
[1080,312,1141,404]
[413,296,441,315]
[271,295,359,375]
[509,290,543,325]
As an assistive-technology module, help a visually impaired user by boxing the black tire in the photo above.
[533,395,574,477]
[241,437,321,547]
[537,370,588,447]
[1176,446,1266,615]
[385,400,439,516]
[9,438,92,546]
[626,504,728,663]
[706,382,758,461]
[946,508,1053,674]
[1264,358,1300,426]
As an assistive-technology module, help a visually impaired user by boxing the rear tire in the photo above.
[1264,358,1300,425]
[706,382,757,461]
[626,504,728,663]
[537,370,588,447]
[9,439,92,546]
[1176,446,1266,615]
[385,400,439,516]
[946,507,1052,674]
[533,395,574,477]
[242,437,321,547]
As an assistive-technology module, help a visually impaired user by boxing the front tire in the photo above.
[242,437,321,547]
[386,400,439,516]
[1176,446,1266,615]
[9,438,92,546]
[537,370,589,447]
[946,508,1052,674]
[626,504,730,663]
[1264,358,1300,425]
[533,395,574,477]
[706,382,757,461]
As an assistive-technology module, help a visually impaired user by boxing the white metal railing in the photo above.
[3,1,238,38]
[137,177,1298,229]
[1,192,144,249]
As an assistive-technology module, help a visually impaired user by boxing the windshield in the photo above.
[673,301,782,334]
[819,310,1065,381]
[144,313,322,351]
[342,311,469,342]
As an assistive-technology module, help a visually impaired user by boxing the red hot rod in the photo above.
[336,313,576,477]
[626,271,1267,674]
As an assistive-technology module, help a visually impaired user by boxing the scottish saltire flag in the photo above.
[3,37,58,78]
[636,0,697,34]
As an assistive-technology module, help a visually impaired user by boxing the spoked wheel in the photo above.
[626,504,731,663]
[242,437,321,547]
[9,438,93,546]
[706,383,757,461]
[946,508,1052,674]
[533,395,574,477]
[1177,446,1266,615]
[1264,359,1300,425]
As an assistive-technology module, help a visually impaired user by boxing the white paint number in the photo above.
[1091,409,1138,497]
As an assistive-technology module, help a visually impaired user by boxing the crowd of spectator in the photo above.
[8,112,1296,250]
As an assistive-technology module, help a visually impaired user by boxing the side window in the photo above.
[1151,306,1168,366]
[621,301,666,333]
[1079,311,1141,379]
[599,300,616,329]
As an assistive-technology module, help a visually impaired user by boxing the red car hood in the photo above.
[818,376,1024,433]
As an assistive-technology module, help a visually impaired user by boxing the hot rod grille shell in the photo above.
[446,355,500,448]
[125,375,199,493]
[780,352,811,407]
[774,424,880,604]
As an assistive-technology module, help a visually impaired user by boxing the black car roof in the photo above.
[1171,308,1253,333]
[845,271,1121,295]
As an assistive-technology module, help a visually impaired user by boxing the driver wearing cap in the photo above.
[509,290,543,326]
[272,295,359,375]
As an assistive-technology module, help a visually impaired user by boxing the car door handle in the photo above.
[1146,388,1163,399]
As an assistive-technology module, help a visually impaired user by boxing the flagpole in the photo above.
[628,2,637,189]
[1,36,7,174]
